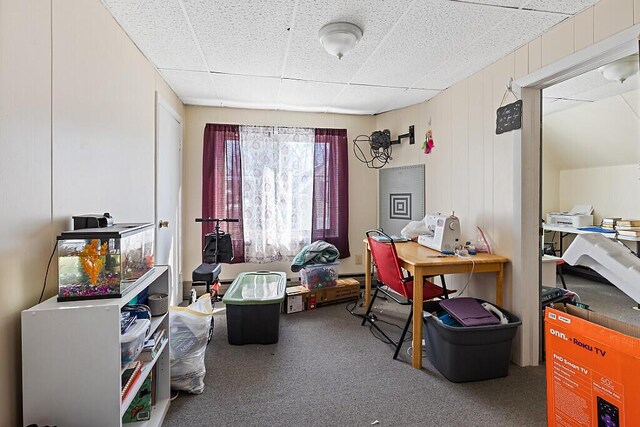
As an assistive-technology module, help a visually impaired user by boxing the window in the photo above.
[240,126,315,263]
[202,123,350,264]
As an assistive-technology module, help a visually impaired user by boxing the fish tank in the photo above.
[57,223,154,301]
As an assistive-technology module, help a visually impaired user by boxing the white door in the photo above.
[155,94,183,305]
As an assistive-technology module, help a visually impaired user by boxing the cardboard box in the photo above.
[311,278,360,307]
[284,286,310,314]
[545,304,640,426]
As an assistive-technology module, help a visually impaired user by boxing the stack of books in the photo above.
[602,217,622,230]
[615,220,640,237]
[138,328,166,362]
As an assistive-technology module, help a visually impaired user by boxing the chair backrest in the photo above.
[366,229,410,298]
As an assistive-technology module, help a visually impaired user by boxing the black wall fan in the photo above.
[353,126,414,169]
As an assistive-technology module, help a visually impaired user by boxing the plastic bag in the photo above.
[474,226,494,254]
[169,294,213,394]
[400,220,429,239]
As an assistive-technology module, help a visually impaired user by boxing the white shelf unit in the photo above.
[22,266,171,427]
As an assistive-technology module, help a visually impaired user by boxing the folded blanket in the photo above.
[290,240,340,272]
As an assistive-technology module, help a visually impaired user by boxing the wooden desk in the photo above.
[364,240,509,369]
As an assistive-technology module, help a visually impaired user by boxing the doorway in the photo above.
[155,94,183,305]
[515,26,640,365]
[540,53,640,325]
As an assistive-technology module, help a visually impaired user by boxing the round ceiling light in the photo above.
[318,22,363,60]
[599,55,639,83]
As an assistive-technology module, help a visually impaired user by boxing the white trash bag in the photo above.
[169,294,213,394]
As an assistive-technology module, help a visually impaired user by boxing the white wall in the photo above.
[544,94,640,171]
[0,1,184,425]
[183,106,377,281]
[560,165,640,223]
[542,150,561,216]
[542,90,640,221]
[0,2,52,425]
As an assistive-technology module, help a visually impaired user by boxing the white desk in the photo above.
[543,224,640,255]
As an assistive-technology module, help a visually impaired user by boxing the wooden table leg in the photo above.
[364,243,372,308]
[412,266,425,369]
[496,263,504,307]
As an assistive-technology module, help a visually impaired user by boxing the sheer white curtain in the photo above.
[240,125,315,263]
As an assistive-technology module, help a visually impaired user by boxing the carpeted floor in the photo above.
[559,273,640,326]
[164,295,547,426]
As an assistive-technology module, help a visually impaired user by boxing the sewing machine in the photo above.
[546,204,593,228]
[417,213,461,254]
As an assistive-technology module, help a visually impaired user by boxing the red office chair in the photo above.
[363,229,456,359]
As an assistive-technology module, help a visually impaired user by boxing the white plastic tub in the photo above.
[121,318,150,366]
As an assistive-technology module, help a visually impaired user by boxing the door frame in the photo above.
[155,92,184,305]
[513,26,640,366]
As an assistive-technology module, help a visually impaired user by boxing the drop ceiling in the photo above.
[542,60,640,171]
[543,66,639,115]
[102,0,598,115]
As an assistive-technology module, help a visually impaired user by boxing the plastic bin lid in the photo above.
[120,318,150,343]
[222,271,287,305]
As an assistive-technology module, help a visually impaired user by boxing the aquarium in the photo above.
[57,223,154,301]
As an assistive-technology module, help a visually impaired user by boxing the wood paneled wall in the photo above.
[375,0,640,366]
[0,1,184,425]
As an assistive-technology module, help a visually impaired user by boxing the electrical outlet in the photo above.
[355,255,363,265]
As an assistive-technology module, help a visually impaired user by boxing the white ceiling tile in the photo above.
[182,0,295,76]
[101,0,145,21]
[278,79,346,111]
[331,85,405,114]
[102,0,599,113]
[574,76,640,102]
[544,68,607,99]
[103,0,208,71]
[412,8,563,90]
[523,0,596,14]
[460,1,528,9]
[159,70,217,103]
[545,68,639,102]
[543,98,590,115]
[283,0,414,83]
[352,0,518,88]
[211,74,281,109]
[378,89,440,113]
[460,0,596,14]
[475,9,565,54]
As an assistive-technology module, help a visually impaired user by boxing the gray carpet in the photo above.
[164,296,547,426]
[558,273,640,326]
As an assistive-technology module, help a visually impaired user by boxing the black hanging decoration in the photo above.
[496,78,522,135]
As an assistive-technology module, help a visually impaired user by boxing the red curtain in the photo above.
[202,123,244,263]
[312,128,350,258]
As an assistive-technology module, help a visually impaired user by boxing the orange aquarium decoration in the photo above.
[79,239,109,285]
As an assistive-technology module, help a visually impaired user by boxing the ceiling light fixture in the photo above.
[599,55,639,83]
[318,22,363,60]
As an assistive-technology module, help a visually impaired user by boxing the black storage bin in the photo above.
[226,303,282,345]
[423,299,521,382]
[221,271,286,345]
